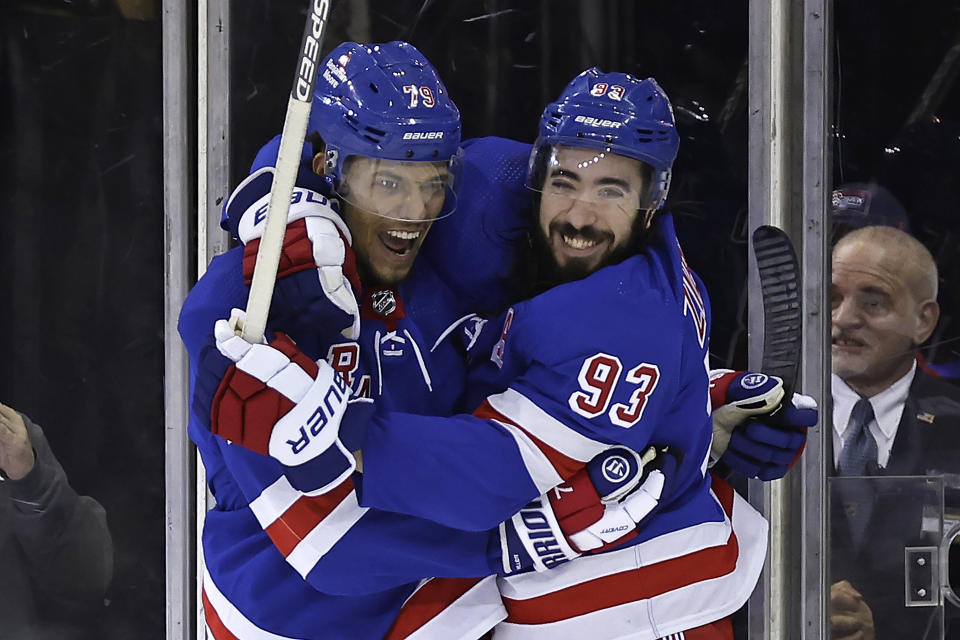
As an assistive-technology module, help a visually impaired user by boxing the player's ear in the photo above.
[307,134,327,176]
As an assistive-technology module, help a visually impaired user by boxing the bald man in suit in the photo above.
[829,225,960,640]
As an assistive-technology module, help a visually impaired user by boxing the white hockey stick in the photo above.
[241,0,332,343]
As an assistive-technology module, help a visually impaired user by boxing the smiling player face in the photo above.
[337,157,451,286]
[536,146,651,280]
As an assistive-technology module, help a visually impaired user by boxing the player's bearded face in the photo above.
[337,157,451,285]
[535,146,651,282]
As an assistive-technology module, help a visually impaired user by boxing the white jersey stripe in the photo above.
[285,490,368,578]
[491,490,767,640]
[495,420,565,494]
[404,576,506,640]
[486,388,609,462]
[248,476,301,529]
[247,475,367,578]
[500,497,732,599]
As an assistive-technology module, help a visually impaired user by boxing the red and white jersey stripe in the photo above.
[490,476,767,639]
[478,388,612,492]
[203,567,505,640]
[247,474,366,578]
[384,576,506,640]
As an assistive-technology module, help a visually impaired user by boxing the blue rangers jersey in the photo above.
[180,242,514,639]
[358,212,768,637]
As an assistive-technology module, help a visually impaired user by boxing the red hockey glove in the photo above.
[211,309,357,494]
[709,369,818,480]
[225,167,361,340]
[551,445,678,553]
[498,445,678,575]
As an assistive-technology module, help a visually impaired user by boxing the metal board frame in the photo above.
[747,0,830,637]
[163,0,196,638]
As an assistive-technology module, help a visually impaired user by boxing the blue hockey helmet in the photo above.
[528,68,679,214]
[308,41,463,222]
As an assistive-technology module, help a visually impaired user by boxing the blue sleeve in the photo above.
[359,261,715,532]
[212,438,503,594]
[307,489,502,595]
[359,410,543,531]
[358,350,676,532]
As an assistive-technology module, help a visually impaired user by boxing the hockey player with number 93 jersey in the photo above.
[353,70,772,638]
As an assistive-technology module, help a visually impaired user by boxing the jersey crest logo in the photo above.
[326,342,372,399]
[371,289,398,316]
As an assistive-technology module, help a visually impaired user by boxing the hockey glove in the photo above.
[224,167,361,340]
[552,445,678,553]
[210,309,358,495]
[498,445,677,575]
[709,369,818,480]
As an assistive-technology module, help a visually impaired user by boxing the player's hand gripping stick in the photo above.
[709,370,818,480]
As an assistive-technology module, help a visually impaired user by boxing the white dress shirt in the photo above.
[832,361,916,469]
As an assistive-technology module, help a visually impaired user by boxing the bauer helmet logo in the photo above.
[741,373,769,389]
[402,131,444,140]
[601,455,631,484]
[371,289,397,316]
[573,115,623,129]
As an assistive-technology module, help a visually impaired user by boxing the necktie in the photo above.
[836,397,877,550]
[838,397,877,476]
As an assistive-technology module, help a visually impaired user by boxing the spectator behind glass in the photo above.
[0,403,113,640]
[830,182,911,245]
[829,225,960,640]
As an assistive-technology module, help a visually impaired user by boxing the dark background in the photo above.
[1,0,959,638]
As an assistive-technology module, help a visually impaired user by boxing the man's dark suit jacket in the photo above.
[831,370,960,639]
